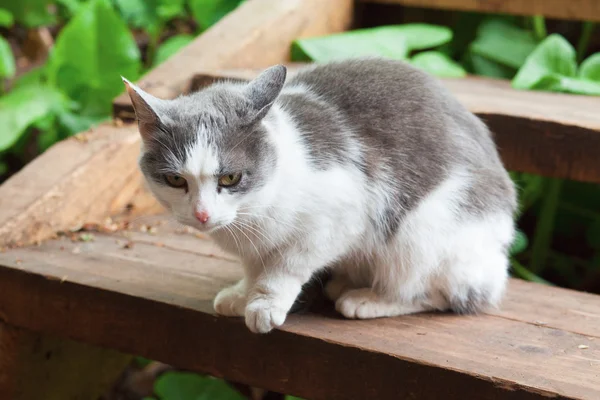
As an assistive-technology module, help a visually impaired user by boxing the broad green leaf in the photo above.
[3,0,55,27]
[113,0,186,38]
[56,108,109,135]
[0,36,15,78]
[12,65,47,89]
[468,52,515,79]
[510,229,528,255]
[154,34,195,66]
[56,0,83,17]
[532,75,600,95]
[470,19,537,69]
[0,85,69,151]
[154,372,245,400]
[579,52,600,81]
[0,8,14,27]
[291,24,452,63]
[48,0,141,117]
[512,34,577,90]
[189,0,242,31]
[410,51,466,77]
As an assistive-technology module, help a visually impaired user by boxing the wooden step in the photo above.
[359,0,600,22]
[0,215,598,400]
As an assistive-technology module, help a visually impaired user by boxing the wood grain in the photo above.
[0,230,598,399]
[112,0,353,120]
[0,321,131,400]
[0,124,163,248]
[359,0,600,22]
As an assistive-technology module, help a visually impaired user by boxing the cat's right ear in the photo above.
[122,77,163,141]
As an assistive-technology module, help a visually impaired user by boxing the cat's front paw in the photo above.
[214,284,246,317]
[245,296,288,333]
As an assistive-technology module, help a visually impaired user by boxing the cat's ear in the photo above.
[244,65,287,120]
[122,77,164,141]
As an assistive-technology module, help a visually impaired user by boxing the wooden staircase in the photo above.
[1,1,599,399]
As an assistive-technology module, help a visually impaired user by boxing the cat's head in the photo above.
[123,65,287,232]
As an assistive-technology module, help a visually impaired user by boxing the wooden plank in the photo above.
[0,232,598,399]
[0,321,131,400]
[0,124,163,248]
[112,0,353,120]
[359,0,600,22]
[186,69,600,184]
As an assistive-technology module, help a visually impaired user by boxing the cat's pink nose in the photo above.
[195,210,210,224]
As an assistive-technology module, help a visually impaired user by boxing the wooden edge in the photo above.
[358,0,600,22]
[0,320,131,400]
[0,124,163,247]
[112,0,353,121]
[0,266,555,400]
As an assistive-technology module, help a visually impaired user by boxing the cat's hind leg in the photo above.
[335,288,438,319]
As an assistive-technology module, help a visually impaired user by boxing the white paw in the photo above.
[245,296,288,333]
[336,288,397,319]
[214,284,246,317]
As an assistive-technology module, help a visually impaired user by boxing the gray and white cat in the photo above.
[123,58,517,334]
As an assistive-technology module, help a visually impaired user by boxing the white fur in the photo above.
[142,93,514,334]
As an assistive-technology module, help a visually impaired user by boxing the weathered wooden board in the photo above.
[360,0,600,22]
[112,0,353,120]
[0,225,598,400]
[0,124,163,248]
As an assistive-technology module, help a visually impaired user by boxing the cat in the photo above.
[123,57,517,334]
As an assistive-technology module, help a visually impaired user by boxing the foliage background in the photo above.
[1,1,600,399]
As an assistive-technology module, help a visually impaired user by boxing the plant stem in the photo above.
[511,259,554,286]
[577,22,595,62]
[145,28,162,69]
[529,178,563,274]
[532,15,547,41]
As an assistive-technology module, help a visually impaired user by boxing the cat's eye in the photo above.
[165,174,187,189]
[218,172,242,187]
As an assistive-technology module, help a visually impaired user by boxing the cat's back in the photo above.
[279,58,515,217]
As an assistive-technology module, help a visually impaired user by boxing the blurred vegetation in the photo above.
[0,0,244,181]
[2,2,600,399]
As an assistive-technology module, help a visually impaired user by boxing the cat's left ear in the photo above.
[244,64,287,121]
[122,77,164,142]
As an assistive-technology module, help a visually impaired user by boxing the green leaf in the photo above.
[0,8,14,27]
[48,0,141,117]
[512,34,577,90]
[154,34,195,66]
[470,19,538,69]
[468,52,515,79]
[0,85,69,152]
[12,65,47,89]
[510,260,553,285]
[291,24,452,63]
[188,0,242,31]
[154,372,245,400]
[510,229,528,255]
[114,0,186,39]
[579,52,600,81]
[0,36,16,79]
[55,0,83,17]
[410,51,466,77]
[3,0,56,27]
